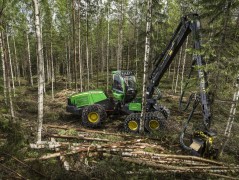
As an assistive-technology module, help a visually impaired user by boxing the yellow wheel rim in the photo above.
[128,120,138,131]
[88,112,99,123]
[149,120,159,130]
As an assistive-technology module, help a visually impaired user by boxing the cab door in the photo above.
[112,74,125,101]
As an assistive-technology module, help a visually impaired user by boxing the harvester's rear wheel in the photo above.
[82,104,106,128]
[145,112,166,132]
[124,113,140,133]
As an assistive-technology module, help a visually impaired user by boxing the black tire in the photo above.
[124,113,140,133]
[82,104,107,128]
[145,111,167,132]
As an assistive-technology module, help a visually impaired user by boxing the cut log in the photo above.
[47,134,110,142]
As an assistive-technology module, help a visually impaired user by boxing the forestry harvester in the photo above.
[67,14,218,158]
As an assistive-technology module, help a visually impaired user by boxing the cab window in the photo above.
[113,74,123,92]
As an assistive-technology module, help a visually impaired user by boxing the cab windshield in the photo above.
[124,75,136,90]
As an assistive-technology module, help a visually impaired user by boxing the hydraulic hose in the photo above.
[180,97,199,151]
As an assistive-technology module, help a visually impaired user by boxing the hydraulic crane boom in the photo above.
[146,14,217,158]
[146,13,211,129]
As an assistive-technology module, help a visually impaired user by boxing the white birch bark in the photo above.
[6,33,15,97]
[180,36,188,94]
[0,32,7,104]
[50,40,54,100]
[6,60,15,121]
[174,46,183,93]
[33,0,44,143]
[140,0,152,133]
[13,36,21,86]
[171,58,177,91]
[27,32,34,86]
[220,77,239,155]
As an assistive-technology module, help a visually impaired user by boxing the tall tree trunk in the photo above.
[86,1,90,90]
[46,49,50,83]
[171,56,177,91]
[101,39,104,73]
[90,44,93,80]
[50,37,54,100]
[5,49,15,121]
[65,44,68,88]
[140,0,152,133]
[0,32,7,104]
[135,0,138,79]
[174,46,183,93]
[67,39,72,89]
[72,0,77,91]
[6,32,15,97]
[27,32,34,86]
[33,0,44,143]
[106,1,110,92]
[78,0,82,92]
[127,43,130,70]
[13,36,21,86]
[180,36,188,94]
[117,0,123,70]
[219,75,239,156]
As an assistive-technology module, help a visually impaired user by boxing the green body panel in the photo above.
[112,91,124,101]
[129,102,141,112]
[69,90,107,108]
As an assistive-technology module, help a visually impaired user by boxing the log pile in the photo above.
[27,124,239,179]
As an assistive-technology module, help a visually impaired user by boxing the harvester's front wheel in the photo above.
[82,104,106,128]
[145,112,166,132]
[124,113,140,133]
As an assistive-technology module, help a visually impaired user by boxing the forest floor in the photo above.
[0,76,239,179]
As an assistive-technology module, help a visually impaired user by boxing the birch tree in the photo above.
[26,31,33,86]
[13,36,20,86]
[33,0,44,143]
[6,31,15,97]
[219,75,239,156]
[180,36,188,94]
[140,0,152,133]
[174,46,183,93]
[0,32,7,104]
[5,40,15,121]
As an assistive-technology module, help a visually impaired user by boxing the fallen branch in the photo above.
[0,163,27,180]
[47,134,110,142]
[129,151,223,166]
[45,124,161,140]
[2,152,47,178]
[208,173,239,180]
[122,157,239,173]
